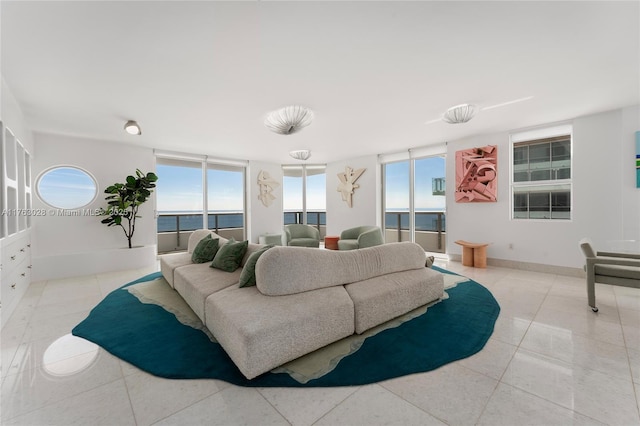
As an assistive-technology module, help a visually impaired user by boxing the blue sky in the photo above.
[385,156,446,210]
[156,165,244,212]
[36,159,445,212]
[37,167,97,209]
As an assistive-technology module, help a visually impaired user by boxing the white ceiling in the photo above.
[2,1,639,164]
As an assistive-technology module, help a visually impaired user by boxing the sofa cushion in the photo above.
[160,252,192,288]
[289,238,320,248]
[345,268,444,334]
[256,242,427,296]
[337,239,359,250]
[173,263,243,323]
[239,245,274,288]
[211,238,248,272]
[187,230,228,253]
[596,264,640,280]
[191,234,220,263]
[205,284,355,379]
[241,243,267,267]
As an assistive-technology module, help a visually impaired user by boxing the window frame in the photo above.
[509,125,573,221]
[35,164,98,210]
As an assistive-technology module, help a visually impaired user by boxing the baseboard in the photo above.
[447,254,584,277]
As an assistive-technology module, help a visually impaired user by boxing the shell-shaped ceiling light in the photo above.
[442,104,477,124]
[264,105,313,135]
[289,150,311,161]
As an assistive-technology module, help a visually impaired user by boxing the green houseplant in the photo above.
[100,169,158,248]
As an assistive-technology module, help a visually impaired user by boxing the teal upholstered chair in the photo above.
[338,226,384,250]
[579,238,640,312]
[283,224,320,248]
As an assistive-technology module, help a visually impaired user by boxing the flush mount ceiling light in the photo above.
[289,149,311,161]
[264,105,313,135]
[442,104,478,124]
[124,120,142,135]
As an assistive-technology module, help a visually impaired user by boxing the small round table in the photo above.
[324,236,340,250]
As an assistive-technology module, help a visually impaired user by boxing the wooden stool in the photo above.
[324,236,340,250]
[455,240,489,268]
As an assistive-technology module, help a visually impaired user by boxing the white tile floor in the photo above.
[1,260,639,426]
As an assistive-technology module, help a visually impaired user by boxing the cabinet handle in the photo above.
[21,272,26,277]
[27,265,32,269]
[11,284,16,289]
[27,244,31,248]
[10,255,16,261]
[20,248,25,252]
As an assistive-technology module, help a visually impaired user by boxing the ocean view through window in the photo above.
[383,154,446,253]
[156,155,246,252]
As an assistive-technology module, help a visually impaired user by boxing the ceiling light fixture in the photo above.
[289,149,311,161]
[264,105,313,135]
[124,120,142,135]
[442,104,477,124]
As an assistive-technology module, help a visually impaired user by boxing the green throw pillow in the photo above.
[239,245,274,288]
[191,235,220,264]
[210,238,248,272]
[425,255,435,268]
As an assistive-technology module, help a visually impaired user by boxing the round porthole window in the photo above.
[36,166,98,209]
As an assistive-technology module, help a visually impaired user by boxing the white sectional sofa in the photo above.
[160,229,444,379]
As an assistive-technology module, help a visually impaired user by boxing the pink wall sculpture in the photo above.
[455,145,498,202]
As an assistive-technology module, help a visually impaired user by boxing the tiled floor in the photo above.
[1,260,639,425]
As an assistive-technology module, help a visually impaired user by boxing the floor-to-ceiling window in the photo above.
[282,164,326,238]
[207,162,245,241]
[156,153,247,253]
[382,146,446,253]
[383,160,411,243]
[414,156,446,252]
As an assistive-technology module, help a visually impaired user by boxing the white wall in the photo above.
[247,161,283,243]
[326,155,380,236]
[446,106,640,269]
[1,78,33,155]
[621,105,640,242]
[31,132,156,280]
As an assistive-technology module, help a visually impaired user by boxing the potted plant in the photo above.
[100,169,158,248]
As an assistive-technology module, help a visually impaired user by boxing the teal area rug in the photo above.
[72,267,500,387]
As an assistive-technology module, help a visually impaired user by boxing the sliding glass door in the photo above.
[382,153,446,253]
[414,156,446,252]
[207,163,245,242]
[282,164,326,238]
[156,158,205,252]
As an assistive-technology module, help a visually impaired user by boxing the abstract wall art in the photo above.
[257,170,280,207]
[455,145,498,202]
[337,166,366,208]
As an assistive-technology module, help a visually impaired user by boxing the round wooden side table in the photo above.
[324,236,340,250]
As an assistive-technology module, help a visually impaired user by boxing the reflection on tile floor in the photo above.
[2,261,640,425]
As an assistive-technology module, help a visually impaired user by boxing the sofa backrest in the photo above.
[187,230,229,253]
[255,242,426,296]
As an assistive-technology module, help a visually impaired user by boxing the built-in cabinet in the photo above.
[1,121,33,326]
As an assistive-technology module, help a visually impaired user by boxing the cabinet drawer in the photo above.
[1,262,31,307]
[1,237,31,269]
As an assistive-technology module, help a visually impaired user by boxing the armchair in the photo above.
[338,226,384,250]
[283,224,320,248]
[579,238,640,312]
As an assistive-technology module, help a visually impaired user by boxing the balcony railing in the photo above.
[157,212,245,253]
[385,211,446,252]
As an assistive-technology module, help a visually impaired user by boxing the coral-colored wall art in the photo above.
[455,145,498,202]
